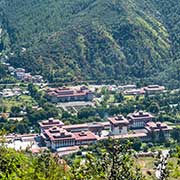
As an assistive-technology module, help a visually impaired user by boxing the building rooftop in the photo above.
[88,122,105,128]
[44,126,75,141]
[113,132,147,139]
[143,85,165,91]
[124,88,145,95]
[3,133,38,143]
[120,84,137,89]
[73,131,98,141]
[63,122,107,129]
[145,122,172,132]
[16,68,25,72]
[100,132,147,140]
[108,115,129,125]
[39,118,64,128]
[100,122,111,126]
[46,86,92,98]
[127,111,154,120]
[44,126,98,142]
[63,123,89,130]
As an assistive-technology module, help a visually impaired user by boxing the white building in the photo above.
[127,111,154,129]
[41,126,98,150]
[108,115,129,135]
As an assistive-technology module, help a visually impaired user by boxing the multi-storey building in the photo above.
[39,111,172,151]
[41,126,98,150]
[73,131,98,146]
[145,121,172,141]
[39,118,64,133]
[42,127,76,149]
[39,118,110,135]
[108,115,129,135]
[127,111,154,129]
[143,85,165,94]
[46,86,93,102]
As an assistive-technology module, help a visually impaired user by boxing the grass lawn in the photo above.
[124,95,135,100]
[107,95,115,103]
[168,157,180,179]
[2,95,37,112]
[124,95,144,101]
[136,157,155,179]
[136,156,180,180]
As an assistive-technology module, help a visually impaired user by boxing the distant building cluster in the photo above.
[8,67,44,83]
[0,88,29,98]
[39,111,172,150]
[39,118,108,150]
[108,84,137,92]
[0,88,22,98]
[107,111,171,142]
[108,84,165,96]
[123,85,165,96]
[46,86,93,102]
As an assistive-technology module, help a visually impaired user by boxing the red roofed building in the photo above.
[143,85,165,94]
[145,122,172,141]
[127,111,154,129]
[39,118,64,132]
[73,131,98,145]
[42,126,98,150]
[46,86,93,102]
[108,115,129,135]
[42,126,76,150]
[63,122,108,136]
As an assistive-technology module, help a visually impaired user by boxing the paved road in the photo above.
[155,150,169,179]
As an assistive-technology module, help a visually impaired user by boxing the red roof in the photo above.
[128,111,154,121]
[73,131,98,141]
[44,126,98,142]
[108,115,129,125]
[44,127,75,141]
[46,86,92,98]
[145,122,172,132]
[39,119,64,128]
[144,85,165,91]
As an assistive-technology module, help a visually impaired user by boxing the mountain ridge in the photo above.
[0,0,179,86]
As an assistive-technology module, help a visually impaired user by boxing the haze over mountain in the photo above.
[0,0,180,86]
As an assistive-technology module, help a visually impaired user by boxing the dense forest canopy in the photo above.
[0,0,180,86]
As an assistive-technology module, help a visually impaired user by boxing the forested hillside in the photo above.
[0,0,180,86]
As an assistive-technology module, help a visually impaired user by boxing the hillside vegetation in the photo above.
[0,0,180,86]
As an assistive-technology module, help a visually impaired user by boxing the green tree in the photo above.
[159,130,166,143]
[132,139,142,151]
[148,102,160,114]
[171,127,180,143]
[71,139,145,180]
[77,107,96,119]
[0,64,7,79]
[10,106,21,116]
[114,93,124,103]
